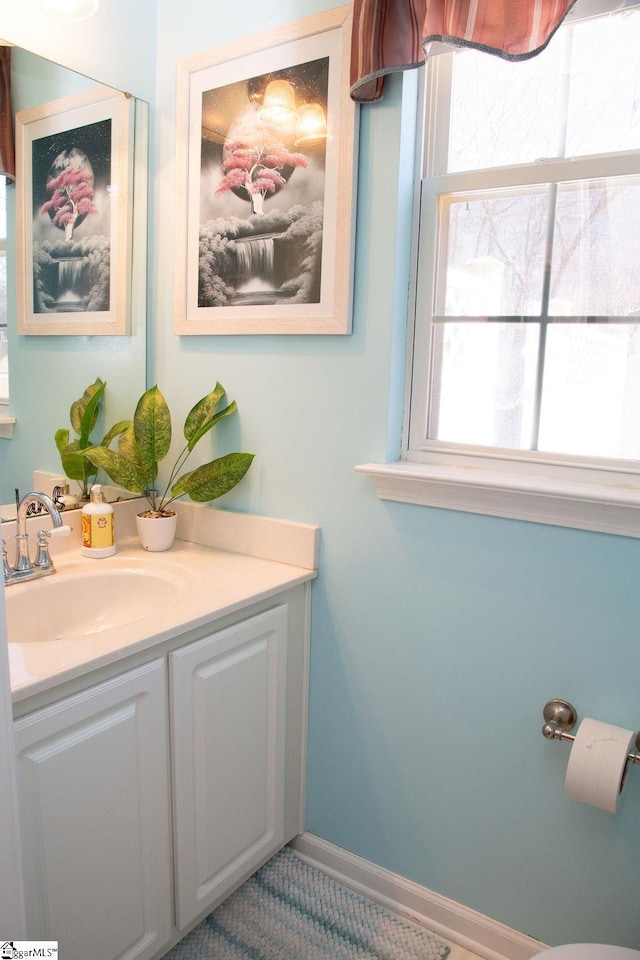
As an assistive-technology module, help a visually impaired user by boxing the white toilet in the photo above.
[533,945,640,960]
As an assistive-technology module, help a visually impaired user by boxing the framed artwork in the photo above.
[174,4,357,335]
[16,85,134,336]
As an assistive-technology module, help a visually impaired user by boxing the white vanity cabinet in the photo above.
[13,585,310,960]
[170,604,288,930]
[13,659,173,960]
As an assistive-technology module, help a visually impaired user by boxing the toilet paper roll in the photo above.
[565,717,635,813]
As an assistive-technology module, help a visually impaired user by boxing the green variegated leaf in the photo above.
[57,439,92,482]
[117,422,140,459]
[169,468,194,499]
[83,445,149,494]
[117,423,156,488]
[70,378,105,440]
[69,400,83,436]
[183,383,225,447]
[186,401,237,452]
[173,452,254,503]
[78,381,106,447]
[55,428,70,454]
[101,420,131,447]
[134,385,171,467]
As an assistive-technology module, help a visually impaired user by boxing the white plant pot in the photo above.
[135,511,177,552]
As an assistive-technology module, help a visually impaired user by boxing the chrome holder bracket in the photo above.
[542,699,640,766]
[542,698,578,742]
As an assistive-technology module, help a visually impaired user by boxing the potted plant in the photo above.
[83,382,254,550]
[55,377,129,501]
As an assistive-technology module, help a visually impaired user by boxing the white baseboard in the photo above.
[289,833,547,960]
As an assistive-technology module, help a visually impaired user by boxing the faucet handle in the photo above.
[2,540,10,584]
[34,525,71,572]
[44,525,72,538]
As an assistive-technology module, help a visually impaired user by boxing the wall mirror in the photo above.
[0,41,148,515]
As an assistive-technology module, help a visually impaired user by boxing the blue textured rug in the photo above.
[163,846,450,960]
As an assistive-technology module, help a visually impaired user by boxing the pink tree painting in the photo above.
[198,57,329,308]
[41,164,98,241]
[30,118,112,315]
[216,140,308,215]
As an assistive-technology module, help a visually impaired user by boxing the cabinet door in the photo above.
[14,659,173,960]
[170,605,288,930]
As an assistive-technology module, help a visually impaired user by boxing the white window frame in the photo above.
[356,0,640,538]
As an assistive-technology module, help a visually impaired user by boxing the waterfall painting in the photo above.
[15,86,134,335]
[174,5,358,334]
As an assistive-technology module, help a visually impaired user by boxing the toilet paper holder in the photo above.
[542,699,640,766]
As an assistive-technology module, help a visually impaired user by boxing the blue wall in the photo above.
[153,0,640,950]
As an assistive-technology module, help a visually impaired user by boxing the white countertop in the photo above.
[5,500,319,703]
[8,538,316,702]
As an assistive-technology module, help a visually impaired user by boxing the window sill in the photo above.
[354,460,640,538]
[0,404,15,439]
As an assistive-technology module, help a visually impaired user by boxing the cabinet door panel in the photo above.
[170,605,287,930]
[14,660,172,960]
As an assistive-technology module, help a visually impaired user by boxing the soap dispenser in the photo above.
[81,484,115,558]
[52,479,79,511]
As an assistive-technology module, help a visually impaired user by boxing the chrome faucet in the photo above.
[3,492,71,586]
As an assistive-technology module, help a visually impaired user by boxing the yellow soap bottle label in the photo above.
[82,512,114,549]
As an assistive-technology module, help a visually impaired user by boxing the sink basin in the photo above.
[5,560,191,643]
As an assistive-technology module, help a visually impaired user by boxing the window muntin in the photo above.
[411,5,640,466]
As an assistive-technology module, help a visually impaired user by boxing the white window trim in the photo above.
[354,456,640,537]
[0,401,15,439]
[356,2,640,539]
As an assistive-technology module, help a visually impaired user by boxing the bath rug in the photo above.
[162,845,450,960]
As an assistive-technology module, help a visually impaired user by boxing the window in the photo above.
[358,1,640,537]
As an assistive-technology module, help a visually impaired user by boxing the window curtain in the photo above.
[0,46,15,182]
[350,0,577,101]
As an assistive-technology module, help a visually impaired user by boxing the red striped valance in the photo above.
[350,0,576,101]
[0,46,15,182]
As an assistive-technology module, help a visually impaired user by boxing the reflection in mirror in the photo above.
[0,44,147,509]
